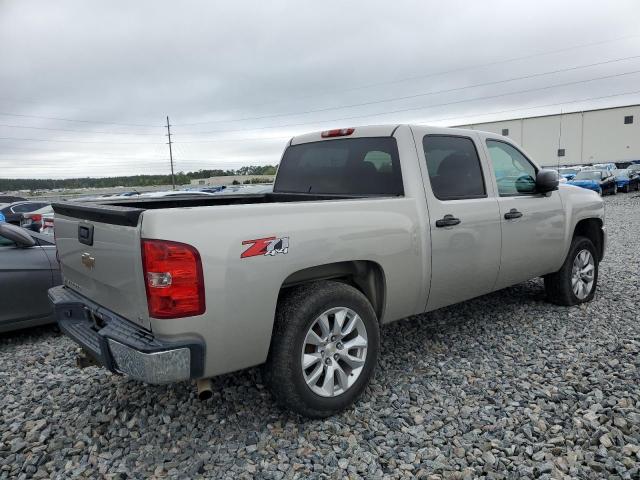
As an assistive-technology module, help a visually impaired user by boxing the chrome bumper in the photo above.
[48,286,204,384]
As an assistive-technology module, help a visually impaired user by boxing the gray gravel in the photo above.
[2,193,639,479]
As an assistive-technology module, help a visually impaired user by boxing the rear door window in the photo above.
[274,137,403,195]
[422,135,486,200]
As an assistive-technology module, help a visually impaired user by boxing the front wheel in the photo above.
[612,184,618,195]
[263,281,380,418]
[544,236,598,306]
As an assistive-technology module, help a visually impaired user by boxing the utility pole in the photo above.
[166,115,176,190]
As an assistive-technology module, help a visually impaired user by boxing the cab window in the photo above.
[423,135,486,200]
[486,140,537,196]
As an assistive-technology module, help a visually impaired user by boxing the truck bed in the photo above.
[52,192,376,226]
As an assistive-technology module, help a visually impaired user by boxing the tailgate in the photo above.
[52,202,151,329]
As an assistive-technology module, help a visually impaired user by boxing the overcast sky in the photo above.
[1,0,640,179]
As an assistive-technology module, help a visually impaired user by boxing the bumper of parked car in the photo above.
[615,180,628,188]
[48,286,204,384]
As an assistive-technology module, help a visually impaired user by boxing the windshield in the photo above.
[574,171,602,181]
[275,137,404,195]
[614,170,629,179]
[558,168,578,175]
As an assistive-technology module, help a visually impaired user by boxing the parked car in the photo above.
[50,125,605,417]
[0,195,26,203]
[558,167,580,181]
[627,163,640,175]
[613,169,640,193]
[0,201,50,226]
[21,204,55,233]
[568,170,617,195]
[0,223,61,333]
[593,162,617,172]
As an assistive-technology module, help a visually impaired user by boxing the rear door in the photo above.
[481,137,565,289]
[413,129,501,311]
[53,203,150,329]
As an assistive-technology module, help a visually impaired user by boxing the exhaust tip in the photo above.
[198,390,213,401]
[196,378,213,401]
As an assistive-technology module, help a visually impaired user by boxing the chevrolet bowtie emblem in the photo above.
[81,252,95,269]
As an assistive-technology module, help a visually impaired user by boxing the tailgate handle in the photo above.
[78,224,94,246]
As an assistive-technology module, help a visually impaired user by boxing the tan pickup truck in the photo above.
[49,125,606,417]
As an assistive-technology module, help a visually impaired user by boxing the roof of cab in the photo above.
[288,124,490,145]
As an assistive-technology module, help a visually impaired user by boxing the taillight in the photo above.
[321,128,354,138]
[30,214,42,222]
[141,239,205,319]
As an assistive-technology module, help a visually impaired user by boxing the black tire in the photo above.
[544,236,598,306]
[263,281,380,418]
[612,184,617,195]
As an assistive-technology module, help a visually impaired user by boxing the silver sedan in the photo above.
[0,223,61,333]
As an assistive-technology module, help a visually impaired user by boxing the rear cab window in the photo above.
[274,137,404,196]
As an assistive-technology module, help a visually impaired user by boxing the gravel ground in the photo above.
[1,193,639,479]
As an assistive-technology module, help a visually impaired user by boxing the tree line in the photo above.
[0,165,278,191]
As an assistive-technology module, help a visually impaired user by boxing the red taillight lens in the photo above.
[141,239,205,319]
[321,128,354,138]
[30,214,42,222]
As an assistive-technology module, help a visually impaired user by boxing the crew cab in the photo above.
[49,125,606,417]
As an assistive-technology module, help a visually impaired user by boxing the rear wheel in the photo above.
[263,281,380,418]
[544,236,598,306]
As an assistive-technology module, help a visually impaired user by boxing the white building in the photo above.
[456,104,639,167]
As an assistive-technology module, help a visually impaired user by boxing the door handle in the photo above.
[504,208,523,220]
[435,214,461,228]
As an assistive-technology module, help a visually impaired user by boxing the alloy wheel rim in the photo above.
[571,249,595,300]
[300,307,368,397]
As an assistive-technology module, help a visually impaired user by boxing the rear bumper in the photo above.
[48,285,204,384]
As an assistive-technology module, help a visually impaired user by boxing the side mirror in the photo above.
[536,169,559,193]
[0,222,36,248]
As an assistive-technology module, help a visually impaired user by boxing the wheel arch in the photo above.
[279,260,387,322]
[573,218,604,261]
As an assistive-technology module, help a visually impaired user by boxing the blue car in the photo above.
[558,167,580,181]
[613,169,640,193]
[568,170,617,195]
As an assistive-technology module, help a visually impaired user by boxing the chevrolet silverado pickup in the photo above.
[49,125,606,417]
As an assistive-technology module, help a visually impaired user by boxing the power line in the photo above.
[174,54,640,130]
[172,68,640,140]
[418,88,640,126]
[0,136,163,145]
[173,34,640,127]
[0,112,162,128]
[0,123,161,136]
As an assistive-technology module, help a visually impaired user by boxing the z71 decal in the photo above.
[241,236,289,259]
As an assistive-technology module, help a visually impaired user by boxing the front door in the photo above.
[416,131,502,311]
[483,138,566,289]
